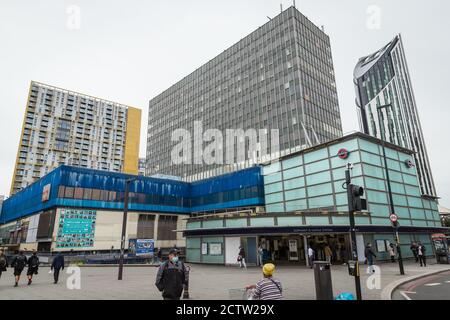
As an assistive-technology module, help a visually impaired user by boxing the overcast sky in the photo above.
[1,0,449,207]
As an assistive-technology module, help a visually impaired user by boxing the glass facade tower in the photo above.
[147,6,343,181]
[354,35,436,197]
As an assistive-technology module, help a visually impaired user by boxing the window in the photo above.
[92,189,101,201]
[137,215,155,239]
[83,188,92,200]
[74,187,84,199]
[157,215,178,240]
[64,187,74,198]
[58,186,65,198]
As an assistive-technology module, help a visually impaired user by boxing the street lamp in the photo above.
[118,177,136,280]
[376,104,405,275]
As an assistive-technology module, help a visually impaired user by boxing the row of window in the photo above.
[57,185,263,208]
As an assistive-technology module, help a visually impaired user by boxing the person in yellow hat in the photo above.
[246,263,283,300]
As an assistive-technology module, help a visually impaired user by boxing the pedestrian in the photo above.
[51,252,65,284]
[258,244,264,266]
[0,249,8,280]
[307,244,315,269]
[388,243,396,263]
[339,245,347,265]
[155,248,188,300]
[11,250,27,287]
[157,248,163,264]
[237,246,247,269]
[246,263,283,300]
[324,244,333,264]
[364,243,377,273]
[417,242,427,267]
[410,242,419,262]
[26,250,40,285]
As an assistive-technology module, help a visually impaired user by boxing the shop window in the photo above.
[92,189,101,201]
[64,187,74,198]
[74,187,84,199]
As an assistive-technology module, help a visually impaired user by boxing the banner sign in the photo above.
[136,239,154,256]
[56,209,97,248]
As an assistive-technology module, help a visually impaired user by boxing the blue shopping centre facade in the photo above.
[0,133,447,265]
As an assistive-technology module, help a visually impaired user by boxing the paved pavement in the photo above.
[392,270,450,300]
[1,261,449,300]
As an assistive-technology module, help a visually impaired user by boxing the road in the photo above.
[393,270,450,300]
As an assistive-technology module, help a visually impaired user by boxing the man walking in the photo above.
[417,242,427,267]
[11,250,27,287]
[410,242,419,262]
[388,243,396,263]
[0,249,8,279]
[237,246,247,269]
[26,250,40,285]
[155,248,189,300]
[51,252,65,284]
[324,244,333,264]
[308,244,315,269]
[364,243,377,273]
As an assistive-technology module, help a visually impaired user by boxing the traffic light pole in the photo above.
[345,168,362,301]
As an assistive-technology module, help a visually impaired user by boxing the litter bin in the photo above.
[313,261,333,300]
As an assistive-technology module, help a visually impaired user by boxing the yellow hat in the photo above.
[263,263,275,276]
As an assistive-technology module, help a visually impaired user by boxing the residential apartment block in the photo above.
[10,81,141,195]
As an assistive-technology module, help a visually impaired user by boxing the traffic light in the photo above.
[349,184,366,211]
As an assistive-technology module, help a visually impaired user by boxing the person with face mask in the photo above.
[155,248,189,300]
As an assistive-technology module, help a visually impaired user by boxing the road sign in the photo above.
[389,213,398,223]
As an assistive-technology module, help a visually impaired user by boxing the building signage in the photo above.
[42,184,51,202]
[404,159,415,168]
[337,148,350,159]
[56,209,96,248]
[389,213,398,223]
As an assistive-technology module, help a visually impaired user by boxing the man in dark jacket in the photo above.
[155,248,188,300]
[51,252,65,284]
[0,249,8,279]
[410,242,419,262]
[11,250,27,287]
[364,243,377,273]
[417,242,427,267]
[26,250,40,285]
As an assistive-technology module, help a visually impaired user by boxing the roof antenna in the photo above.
[293,0,296,8]
[321,25,325,32]
[280,4,283,13]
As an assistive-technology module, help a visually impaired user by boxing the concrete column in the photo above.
[154,214,159,242]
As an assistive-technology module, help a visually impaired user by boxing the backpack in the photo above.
[29,255,39,268]
[15,255,27,269]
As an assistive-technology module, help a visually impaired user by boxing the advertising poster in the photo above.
[56,209,97,248]
[135,239,154,256]
[209,243,222,255]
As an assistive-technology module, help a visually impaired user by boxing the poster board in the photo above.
[209,243,222,255]
[56,209,96,248]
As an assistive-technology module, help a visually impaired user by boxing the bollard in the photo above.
[183,265,190,299]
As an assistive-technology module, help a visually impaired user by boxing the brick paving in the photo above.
[1,261,448,300]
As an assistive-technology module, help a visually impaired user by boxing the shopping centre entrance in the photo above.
[258,235,306,265]
[257,233,351,265]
